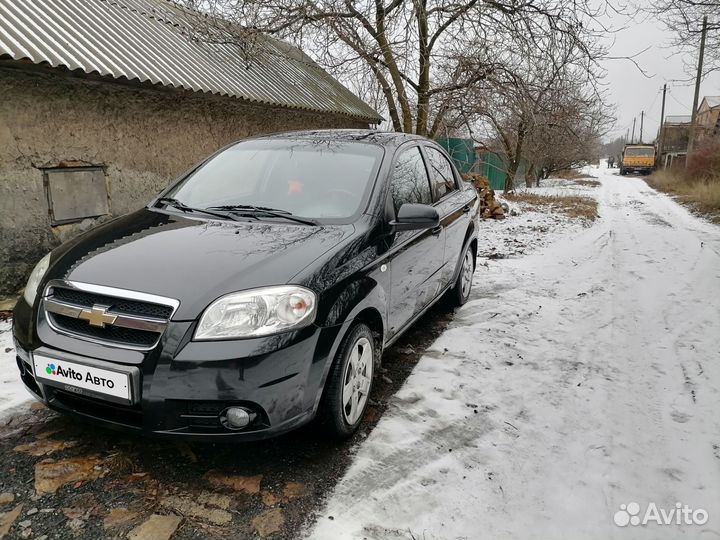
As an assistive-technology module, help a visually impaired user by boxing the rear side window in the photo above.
[425,146,457,201]
[389,147,432,212]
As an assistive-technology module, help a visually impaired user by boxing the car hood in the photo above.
[49,209,354,319]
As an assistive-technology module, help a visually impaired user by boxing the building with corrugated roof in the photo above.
[0,0,382,296]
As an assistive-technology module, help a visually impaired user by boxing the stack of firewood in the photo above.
[463,173,505,219]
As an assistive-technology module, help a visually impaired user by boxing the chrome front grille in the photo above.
[43,280,179,350]
[52,287,174,319]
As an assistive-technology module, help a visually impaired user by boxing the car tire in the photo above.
[318,323,376,439]
[450,242,475,306]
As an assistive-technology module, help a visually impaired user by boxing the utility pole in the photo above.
[631,117,636,144]
[688,15,708,159]
[640,111,644,143]
[658,84,667,164]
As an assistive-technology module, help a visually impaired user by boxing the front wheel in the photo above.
[450,243,475,306]
[318,323,376,439]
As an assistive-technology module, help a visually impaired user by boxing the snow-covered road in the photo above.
[310,170,720,539]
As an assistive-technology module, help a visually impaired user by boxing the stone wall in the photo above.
[0,66,369,296]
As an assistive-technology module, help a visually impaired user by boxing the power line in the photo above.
[646,89,661,118]
[667,90,690,111]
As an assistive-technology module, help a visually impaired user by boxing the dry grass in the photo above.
[646,169,720,223]
[555,169,595,180]
[505,192,599,220]
[573,179,601,188]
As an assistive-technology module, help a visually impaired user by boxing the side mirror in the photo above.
[389,203,439,232]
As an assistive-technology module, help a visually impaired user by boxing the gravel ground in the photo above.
[0,302,454,540]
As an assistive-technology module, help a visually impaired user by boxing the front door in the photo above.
[386,146,446,337]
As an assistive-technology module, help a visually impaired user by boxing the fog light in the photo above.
[222,407,255,430]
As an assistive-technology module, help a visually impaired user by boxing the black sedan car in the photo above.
[13,130,479,440]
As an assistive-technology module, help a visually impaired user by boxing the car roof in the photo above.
[254,129,432,149]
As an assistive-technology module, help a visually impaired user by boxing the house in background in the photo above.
[695,96,720,146]
[657,115,691,169]
[0,0,381,298]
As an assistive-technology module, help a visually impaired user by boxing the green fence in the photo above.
[436,138,476,175]
[436,139,521,191]
[476,152,508,190]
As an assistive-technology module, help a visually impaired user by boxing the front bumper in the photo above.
[622,165,654,174]
[12,297,342,441]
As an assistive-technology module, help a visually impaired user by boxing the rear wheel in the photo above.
[450,243,475,306]
[318,323,376,439]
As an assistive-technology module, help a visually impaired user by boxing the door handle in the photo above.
[431,225,443,236]
[462,205,471,214]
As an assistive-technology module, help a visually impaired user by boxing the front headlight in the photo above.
[195,286,317,340]
[23,252,52,306]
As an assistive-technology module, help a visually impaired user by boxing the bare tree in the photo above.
[458,29,610,190]
[178,0,606,137]
[645,0,720,76]
[523,83,612,184]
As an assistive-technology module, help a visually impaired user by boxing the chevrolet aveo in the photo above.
[13,130,479,440]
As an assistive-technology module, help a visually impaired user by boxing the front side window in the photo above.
[164,139,383,221]
[424,146,457,201]
[389,147,432,212]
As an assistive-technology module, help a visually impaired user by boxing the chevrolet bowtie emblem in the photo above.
[78,305,117,328]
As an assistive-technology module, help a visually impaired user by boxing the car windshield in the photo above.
[162,139,383,221]
[625,147,655,157]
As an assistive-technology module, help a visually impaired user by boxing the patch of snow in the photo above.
[310,169,720,539]
[477,206,584,260]
[0,319,33,418]
[480,179,598,259]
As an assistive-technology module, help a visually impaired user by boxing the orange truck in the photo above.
[620,144,656,175]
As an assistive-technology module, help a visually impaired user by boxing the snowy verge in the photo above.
[478,175,598,259]
[0,319,33,419]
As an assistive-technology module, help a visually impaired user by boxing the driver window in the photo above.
[389,147,432,213]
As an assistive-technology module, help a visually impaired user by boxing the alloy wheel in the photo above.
[461,249,474,298]
[341,336,373,425]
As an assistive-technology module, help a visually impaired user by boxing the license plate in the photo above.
[32,353,131,402]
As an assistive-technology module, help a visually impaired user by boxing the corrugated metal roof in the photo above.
[0,0,382,122]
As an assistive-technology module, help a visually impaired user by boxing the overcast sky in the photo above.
[601,8,720,142]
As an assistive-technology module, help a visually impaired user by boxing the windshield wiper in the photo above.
[154,197,244,222]
[207,204,318,226]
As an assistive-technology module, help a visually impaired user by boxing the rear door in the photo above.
[387,145,446,337]
[422,144,474,288]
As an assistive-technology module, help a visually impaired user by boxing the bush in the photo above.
[686,142,720,180]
